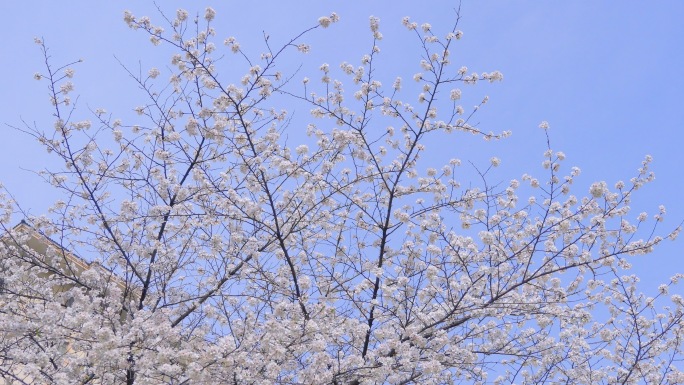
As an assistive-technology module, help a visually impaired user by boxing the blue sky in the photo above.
[1,1,682,286]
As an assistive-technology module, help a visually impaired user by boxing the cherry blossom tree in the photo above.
[1,5,683,385]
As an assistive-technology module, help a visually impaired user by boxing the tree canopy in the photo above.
[1,5,682,385]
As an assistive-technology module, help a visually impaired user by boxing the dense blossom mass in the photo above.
[0,6,682,385]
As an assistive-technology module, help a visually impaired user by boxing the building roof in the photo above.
[3,220,129,292]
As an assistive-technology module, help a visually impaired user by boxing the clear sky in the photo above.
[1,1,682,287]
